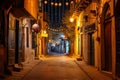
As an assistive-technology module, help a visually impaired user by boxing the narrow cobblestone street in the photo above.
[22,56,91,80]
[6,55,112,80]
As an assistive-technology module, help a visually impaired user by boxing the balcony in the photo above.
[74,0,92,14]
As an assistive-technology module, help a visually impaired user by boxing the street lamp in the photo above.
[69,17,74,23]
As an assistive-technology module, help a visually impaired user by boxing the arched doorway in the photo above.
[115,0,120,77]
[89,32,95,66]
[100,2,112,72]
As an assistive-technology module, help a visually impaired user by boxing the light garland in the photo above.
[44,1,69,6]
[70,1,74,4]
[47,27,64,32]
[59,3,62,6]
[44,1,47,4]
[55,2,58,6]
[51,2,54,5]
[65,2,69,6]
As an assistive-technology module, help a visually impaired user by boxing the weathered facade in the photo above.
[73,0,119,79]
[8,0,39,63]
[0,0,119,79]
[0,0,15,76]
[0,0,38,77]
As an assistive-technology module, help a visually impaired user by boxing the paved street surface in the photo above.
[6,55,112,80]
[22,56,91,80]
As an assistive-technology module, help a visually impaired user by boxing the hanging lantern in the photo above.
[32,23,40,33]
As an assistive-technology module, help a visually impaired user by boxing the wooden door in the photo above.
[104,21,112,71]
[15,20,19,64]
[89,33,95,65]
[116,18,120,77]
[81,34,83,57]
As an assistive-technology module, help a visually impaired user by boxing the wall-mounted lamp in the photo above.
[69,17,74,23]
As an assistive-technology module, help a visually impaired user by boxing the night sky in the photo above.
[43,0,71,28]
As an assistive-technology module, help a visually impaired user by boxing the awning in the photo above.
[11,7,34,19]
[10,0,36,20]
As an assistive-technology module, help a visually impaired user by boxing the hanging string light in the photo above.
[44,0,48,4]
[70,0,74,4]
[55,2,58,6]
[65,2,69,6]
[46,0,71,32]
[48,2,69,7]
[71,1,73,4]
[47,27,64,32]
[51,2,54,5]
[59,2,62,6]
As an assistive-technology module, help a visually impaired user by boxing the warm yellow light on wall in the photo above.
[41,30,48,37]
[43,30,46,34]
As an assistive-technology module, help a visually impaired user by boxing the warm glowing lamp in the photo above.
[66,2,69,6]
[44,1,47,4]
[55,3,58,6]
[51,2,54,5]
[59,3,62,6]
[70,17,74,22]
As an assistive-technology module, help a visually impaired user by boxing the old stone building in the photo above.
[73,0,119,79]
[0,0,120,80]
[0,0,39,77]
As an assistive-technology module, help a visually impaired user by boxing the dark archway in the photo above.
[115,0,120,77]
[89,32,95,66]
[100,2,112,72]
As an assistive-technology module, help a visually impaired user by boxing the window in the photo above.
[26,27,29,47]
